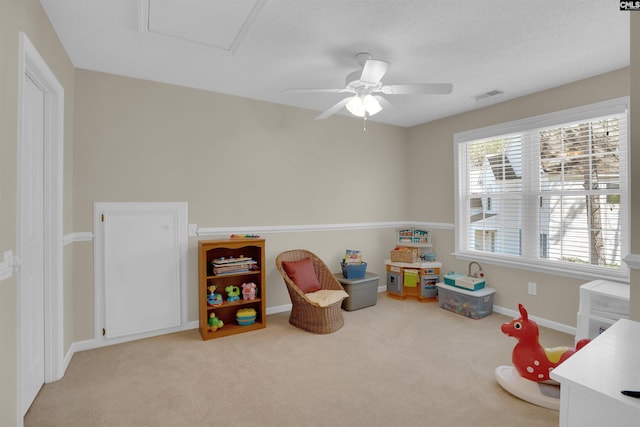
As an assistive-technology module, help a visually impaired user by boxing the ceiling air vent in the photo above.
[474,89,504,104]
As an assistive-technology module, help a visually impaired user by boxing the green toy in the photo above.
[225,285,240,302]
[208,312,224,331]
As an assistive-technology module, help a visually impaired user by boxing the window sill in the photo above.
[453,251,630,284]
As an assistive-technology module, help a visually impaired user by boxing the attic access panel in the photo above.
[146,0,263,51]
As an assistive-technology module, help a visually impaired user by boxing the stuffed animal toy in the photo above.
[241,282,257,300]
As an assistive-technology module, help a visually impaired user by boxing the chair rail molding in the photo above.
[0,250,20,281]
[62,232,94,246]
[196,221,454,236]
[623,253,640,271]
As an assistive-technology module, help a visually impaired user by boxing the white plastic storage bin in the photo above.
[436,283,495,319]
[576,279,629,341]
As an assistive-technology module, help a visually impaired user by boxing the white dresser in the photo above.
[551,319,640,427]
[576,280,629,341]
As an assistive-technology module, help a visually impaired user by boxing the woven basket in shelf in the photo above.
[390,249,418,263]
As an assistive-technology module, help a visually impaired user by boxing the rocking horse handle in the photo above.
[518,304,528,321]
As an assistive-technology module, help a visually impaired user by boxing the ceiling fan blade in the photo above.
[374,95,400,114]
[360,59,390,84]
[381,83,453,95]
[314,97,350,120]
[284,88,347,94]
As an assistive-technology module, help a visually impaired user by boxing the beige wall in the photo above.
[72,70,410,340]
[406,68,630,327]
[72,65,633,334]
[0,1,75,426]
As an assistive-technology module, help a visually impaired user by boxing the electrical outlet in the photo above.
[528,282,537,295]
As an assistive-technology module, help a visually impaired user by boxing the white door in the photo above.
[20,74,46,415]
[96,203,187,340]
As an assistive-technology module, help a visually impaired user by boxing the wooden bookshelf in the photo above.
[198,238,266,340]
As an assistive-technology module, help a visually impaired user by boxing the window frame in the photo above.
[453,97,630,282]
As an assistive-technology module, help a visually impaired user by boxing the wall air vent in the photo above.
[474,89,504,104]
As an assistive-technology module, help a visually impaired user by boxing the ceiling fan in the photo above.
[284,53,453,120]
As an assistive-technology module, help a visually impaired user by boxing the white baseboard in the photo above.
[61,321,200,379]
[373,285,575,336]
[493,305,576,336]
[186,320,199,329]
[266,304,292,315]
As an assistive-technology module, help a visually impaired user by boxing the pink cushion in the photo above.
[282,258,321,293]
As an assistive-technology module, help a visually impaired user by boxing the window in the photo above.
[454,98,629,280]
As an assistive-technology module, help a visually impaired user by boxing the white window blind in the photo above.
[454,98,629,280]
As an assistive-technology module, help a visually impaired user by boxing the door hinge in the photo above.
[101,213,104,222]
[102,328,106,336]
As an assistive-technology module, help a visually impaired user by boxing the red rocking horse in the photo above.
[495,304,590,410]
[501,304,590,382]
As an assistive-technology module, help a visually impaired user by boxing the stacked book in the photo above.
[343,249,363,265]
[211,256,257,275]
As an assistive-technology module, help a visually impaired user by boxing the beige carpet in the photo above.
[25,294,574,426]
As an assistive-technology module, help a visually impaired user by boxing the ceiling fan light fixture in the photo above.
[286,53,453,121]
[363,94,382,116]
[346,95,366,117]
[346,94,382,117]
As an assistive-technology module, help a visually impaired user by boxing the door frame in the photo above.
[16,32,65,419]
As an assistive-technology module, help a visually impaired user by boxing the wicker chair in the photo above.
[275,249,346,334]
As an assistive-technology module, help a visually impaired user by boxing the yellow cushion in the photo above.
[305,289,349,307]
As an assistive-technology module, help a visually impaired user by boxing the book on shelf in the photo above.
[214,268,251,275]
[212,256,255,265]
[211,258,258,275]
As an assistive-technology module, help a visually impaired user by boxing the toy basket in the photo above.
[341,262,367,279]
[390,249,418,263]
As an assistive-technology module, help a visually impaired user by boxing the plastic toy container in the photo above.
[334,272,379,311]
[436,283,495,319]
[341,262,367,279]
[443,272,485,291]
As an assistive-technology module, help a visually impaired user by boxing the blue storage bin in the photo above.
[341,262,367,279]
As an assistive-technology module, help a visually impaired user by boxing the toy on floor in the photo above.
[241,282,257,300]
[225,285,240,302]
[207,285,223,306]
[495,304,590,410]
[208,312,224,331]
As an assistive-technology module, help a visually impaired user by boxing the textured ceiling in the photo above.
[40,0,629,128]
